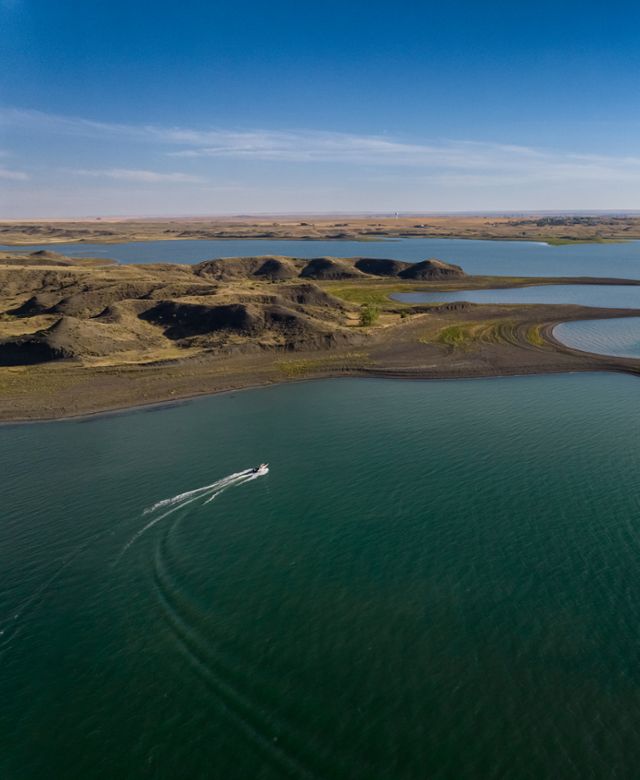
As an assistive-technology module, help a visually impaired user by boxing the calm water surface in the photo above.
[3,374,640,779]
[392,284,640,309]
[555,318,640,359]
[3,237,640,278]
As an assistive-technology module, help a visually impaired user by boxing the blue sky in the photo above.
[2,0,640,216]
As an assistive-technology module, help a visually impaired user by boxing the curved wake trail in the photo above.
[117,468,265,560]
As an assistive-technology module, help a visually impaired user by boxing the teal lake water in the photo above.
[555,318,640,359]
[3,374,640,779]
[3,237,640,278]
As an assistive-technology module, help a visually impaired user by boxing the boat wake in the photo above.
[143,469,255,514]
[118,468,267,559]
[152,534,318,778]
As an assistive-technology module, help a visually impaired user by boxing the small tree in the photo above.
[359,302,380,327]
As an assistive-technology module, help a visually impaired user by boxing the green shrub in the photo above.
[359,302,380,326]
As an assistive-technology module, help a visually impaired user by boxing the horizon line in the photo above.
[3,209,640,222]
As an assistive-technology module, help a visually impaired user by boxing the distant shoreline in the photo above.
[1,215,639,247]
[1,236,631,248]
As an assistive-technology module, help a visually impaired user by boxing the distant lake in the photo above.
[554,317,640,359]
[392,284,640,309]
[3,237,640,278]
[4,373,640,778]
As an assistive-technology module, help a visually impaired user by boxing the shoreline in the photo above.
[2,343,638,425]
[0,369,601,427]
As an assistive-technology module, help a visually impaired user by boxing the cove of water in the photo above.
[392,284,640,309]
[3,373,640,779]
[554,317,640,359]
[2,237,640,278]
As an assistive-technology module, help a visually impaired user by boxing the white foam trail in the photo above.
[201,472,261,505]
[118,468,266,559]
[144,470,251,514]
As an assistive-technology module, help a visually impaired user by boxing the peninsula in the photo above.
[1,250,639,421]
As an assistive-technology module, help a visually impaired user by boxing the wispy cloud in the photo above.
[0,167,29,181]
[0,108,151,141]
[73,168,204,183]
[166,131,541,168]
[4,107,640,189]
[166,132,640,184]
